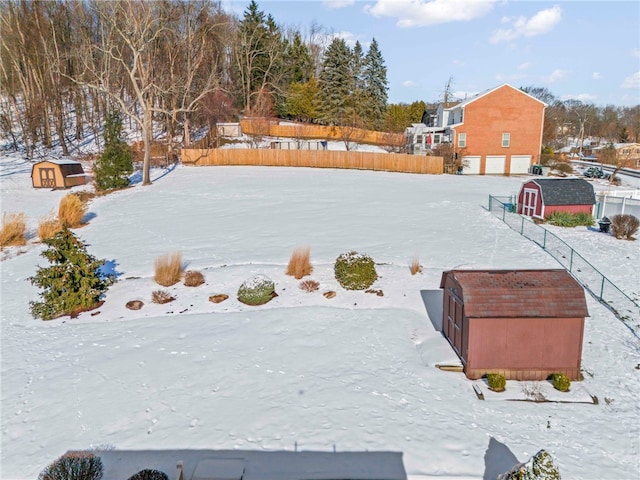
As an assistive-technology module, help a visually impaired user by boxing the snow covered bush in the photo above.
[486,373,506,391]
[29,229,108,320]
[611,214,639,240]
[58,193,87,228]
[334,251,378,290]
[551,373,571,392]
[237,274,276,305]
[154,252,183,286]
[0,212,26,247]
[127,469,169,480]
[38,451,104,480]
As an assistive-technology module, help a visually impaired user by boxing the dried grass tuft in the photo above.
[183,270,205,287]
[154,251,183,286]
[38,214,62,241]
[286,246,313,279]
[410,255,422,275]
[58,193,87,228]
[299,279,320,292]
[0,212,27,247]
[151,290,175,304]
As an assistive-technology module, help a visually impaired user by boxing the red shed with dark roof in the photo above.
[517,178,595,219]
[440,269,588,380]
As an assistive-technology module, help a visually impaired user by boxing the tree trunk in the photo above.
[142,108,152,185]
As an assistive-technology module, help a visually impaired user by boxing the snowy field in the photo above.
[1,156,639,479]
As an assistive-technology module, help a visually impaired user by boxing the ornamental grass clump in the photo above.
[38,214,63,242]
[551,372,571,392]
[58,193,87,228]
[299,279,320,292]
[38,451,104,480]
[610,214,639,240]
[409,255,422,275]
[486,373,506,392]
[183,270,205,287]
[286,246,313,279]
[334,251,378,290]
[238,274,276,305]
[0,212,27,247]
[154,251,183,286]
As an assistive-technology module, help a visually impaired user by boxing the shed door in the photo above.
[39,168,56,188]
[522,188,538,216]
[446,293,464,358]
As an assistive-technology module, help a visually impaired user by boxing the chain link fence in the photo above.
[488,195,640,337]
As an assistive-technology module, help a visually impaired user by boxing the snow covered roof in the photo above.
[35,159,82,166]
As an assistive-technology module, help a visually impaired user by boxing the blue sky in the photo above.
[224,0,640,107]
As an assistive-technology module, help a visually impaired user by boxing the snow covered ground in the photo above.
[1,155,639,479]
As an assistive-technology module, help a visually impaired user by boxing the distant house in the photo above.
[31,160,87,189]
[440,269,588,381]
[405,84,546,175]
[517,178,595,219]
[592,142,640,168]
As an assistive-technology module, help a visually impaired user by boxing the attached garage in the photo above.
[32,160,87,189]
[462,156,481,174]
[517,178,595,219]
[510,155,532,174]
[440,269,588,381]
[484,155,506,175]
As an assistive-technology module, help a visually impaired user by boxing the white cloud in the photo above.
[561,93,597,103]
[402,80,417,87]
[543,69,568,83]
[592,72,601,80]
[330,31,365,48]
[364,0,496,28]
[518,62,530,70]
[622,71,640,89]
[322,0,355,8]
[490,5,561,44]
[632,49,640,58]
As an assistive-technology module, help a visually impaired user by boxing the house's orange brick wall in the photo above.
[456,85,545,175]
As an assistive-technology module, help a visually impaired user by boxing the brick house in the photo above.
[406,84,546,175]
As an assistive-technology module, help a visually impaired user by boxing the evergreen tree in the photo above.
[284,77,320,122]
[362,38,388,130]
[29,229,108,320]
[94,110,133,190]
[318,37,353,125]
[283,31,314,84]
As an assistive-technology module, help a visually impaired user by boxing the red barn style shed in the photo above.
[440,269,588,380]
[517,178,595,219]
[31,160,87,189]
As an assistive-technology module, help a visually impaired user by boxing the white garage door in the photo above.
[485,155,506,175]
[462,156,481,174]
[510,155,532,174]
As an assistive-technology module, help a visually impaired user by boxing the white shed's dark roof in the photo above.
[530,178,596,206]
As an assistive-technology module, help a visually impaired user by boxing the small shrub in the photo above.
[154,251,183,286]
[183,270,205,287]
[38,451,104,480]
[151,290,175,304]
[551,373,571,392]
[611,214,639,240]
[545,211,594,227]
[237,274,276,305]
[58,193,87,228]
[128,469,169,480]
[94,110,133,190]
[286,246,313,279]
[334,251,378,290]
[0,212,27,247]
[409,255,422,275]
[486,373,506,391]
[38,215,62,242]
[299,279,320,292]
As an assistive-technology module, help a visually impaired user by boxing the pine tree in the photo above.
[318,37,353,125]
[285,78,320,122]
[29,229,108,320]
[94,110,133,190]
[362,38,388,130]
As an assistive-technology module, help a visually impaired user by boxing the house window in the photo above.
[434,134,441,143]
[416,135,423,145]
[458,133,466,148]
[502,133,510,148]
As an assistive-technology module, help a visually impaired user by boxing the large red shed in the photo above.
[517,178,595,219]
[440,269,588,380]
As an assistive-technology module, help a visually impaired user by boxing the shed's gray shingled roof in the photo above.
[533,178,595,206]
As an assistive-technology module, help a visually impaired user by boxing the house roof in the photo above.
[529,178,595,206]
[445,83,547,111]
[440,269,589,318]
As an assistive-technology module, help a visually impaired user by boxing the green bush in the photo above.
[486,373,506,391]
[237,274,276,305]
[552,373,571,392]
[334,251,378,290]
[29,229,108,320]
[39,452,104,480]
[128,469,169,480]
[94,110,133,190]
[545,211,594,227]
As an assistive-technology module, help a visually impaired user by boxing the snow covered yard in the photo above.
[1,159,639,479]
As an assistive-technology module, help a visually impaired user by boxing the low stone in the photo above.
[365,289,384,296]
[209,294,229,304]
[125,300,144,310]
[323,291,336,299]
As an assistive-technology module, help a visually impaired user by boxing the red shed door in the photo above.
[522,188,538,216]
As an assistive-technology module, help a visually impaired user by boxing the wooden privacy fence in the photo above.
[181,148,443,174]
[239,118,405,147]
